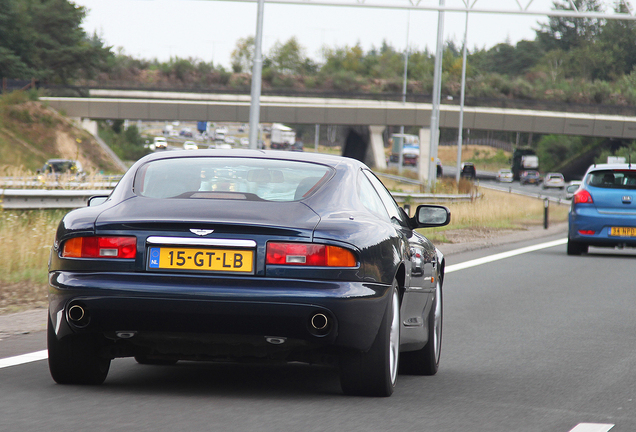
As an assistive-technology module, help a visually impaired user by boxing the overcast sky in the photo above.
[74,0,558,68]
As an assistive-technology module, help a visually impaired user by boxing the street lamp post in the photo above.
[426,0,445,190]
[398,10,411,175]
[248,0,265,149]
[455,11,469,185]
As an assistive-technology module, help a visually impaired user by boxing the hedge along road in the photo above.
[0,236,633,432]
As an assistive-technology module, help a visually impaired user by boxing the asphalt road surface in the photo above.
[1,234,635,432]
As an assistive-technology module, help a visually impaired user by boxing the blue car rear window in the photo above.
[587,170,636,189]
[134,157,333,201]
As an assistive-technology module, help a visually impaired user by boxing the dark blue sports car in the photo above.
[47,149,450,397]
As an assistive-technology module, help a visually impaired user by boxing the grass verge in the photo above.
[420,188,570,243]
[0,210,65,313]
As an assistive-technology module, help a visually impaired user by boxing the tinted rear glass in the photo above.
[134,157,333,201]
[586,169,636,189]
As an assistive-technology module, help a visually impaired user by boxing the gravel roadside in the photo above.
[0,222,568,341]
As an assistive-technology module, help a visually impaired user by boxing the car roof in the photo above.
[136,149,365,171]
[586,163,636,172]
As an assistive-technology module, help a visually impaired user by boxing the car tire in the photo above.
[134,354,178,366]
[399,278,442,375]
[340,281,400,397]
[47,314,110,385]
[567,237,588,255]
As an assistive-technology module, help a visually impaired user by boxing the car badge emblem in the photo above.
[190,229,214,236]
[622,196,632,203]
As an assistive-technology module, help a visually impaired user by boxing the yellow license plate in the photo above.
[610,227,636,237]
[148,247,254,273]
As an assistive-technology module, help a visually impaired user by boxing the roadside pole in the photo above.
[248,0,265,150]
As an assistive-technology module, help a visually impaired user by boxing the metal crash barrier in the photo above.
[0,189,111,210]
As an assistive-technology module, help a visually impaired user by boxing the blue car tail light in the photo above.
[573,189,594,204]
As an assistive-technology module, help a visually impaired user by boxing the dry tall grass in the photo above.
[0,210,63,312]
[422,188,570,243]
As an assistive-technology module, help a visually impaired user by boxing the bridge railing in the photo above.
[40,84,636,116]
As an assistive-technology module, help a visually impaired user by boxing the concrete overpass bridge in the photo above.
[42,89,636,177]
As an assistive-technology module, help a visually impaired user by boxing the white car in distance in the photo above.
[542,172,566,189]
[496,169,513,182]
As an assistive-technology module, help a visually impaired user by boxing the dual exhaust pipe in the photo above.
[67,303,333,336]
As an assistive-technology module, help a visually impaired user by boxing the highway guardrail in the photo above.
[0,189,111,210]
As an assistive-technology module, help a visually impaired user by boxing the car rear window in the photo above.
[134,157,333,201]
[587,169,636,189]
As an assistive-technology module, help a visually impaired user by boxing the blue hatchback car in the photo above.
[568,163,636,255]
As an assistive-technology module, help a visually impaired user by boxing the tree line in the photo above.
[2,0,636,107]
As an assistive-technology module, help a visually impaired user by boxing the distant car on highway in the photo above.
[460,162,476,180]
[402,146,419,166]
[183,141,198,150]
[37,159,85,182]
[239,137,250,147]
[568,163,636,255]
[496,169,513,182]
[565,181,582,200]
[542,172,565,189]
[520,170,541,185]
[153,137,168,149]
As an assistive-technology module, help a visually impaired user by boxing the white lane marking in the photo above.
[0,349,48,369]
[447,243,616,432]
[446,238,568,274]
[569,423,614,432]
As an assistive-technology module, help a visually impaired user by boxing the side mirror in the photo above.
[412,205,451,228]
[87,195,109,207]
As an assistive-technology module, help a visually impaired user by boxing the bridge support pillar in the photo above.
[368,126,387,170]
[418,128,432,186]
[80,118,98,136]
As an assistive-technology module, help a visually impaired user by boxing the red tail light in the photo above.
[573,189,593,204]
[266,242,357,267]
[578,230,596,235]
[63,236,136,259]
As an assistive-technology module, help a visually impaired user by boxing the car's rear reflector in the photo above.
[573,189,593,204]
[578,230,596,235]
[62,236,136,259]
[266,242,356,267]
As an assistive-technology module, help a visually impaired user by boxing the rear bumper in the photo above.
[48,271,391,356]
[568,208,636,247]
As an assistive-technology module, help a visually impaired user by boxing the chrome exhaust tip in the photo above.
[308,312,332,336]
[68,304,85,322]
[67,303,89,327]
[310,313,329,331]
